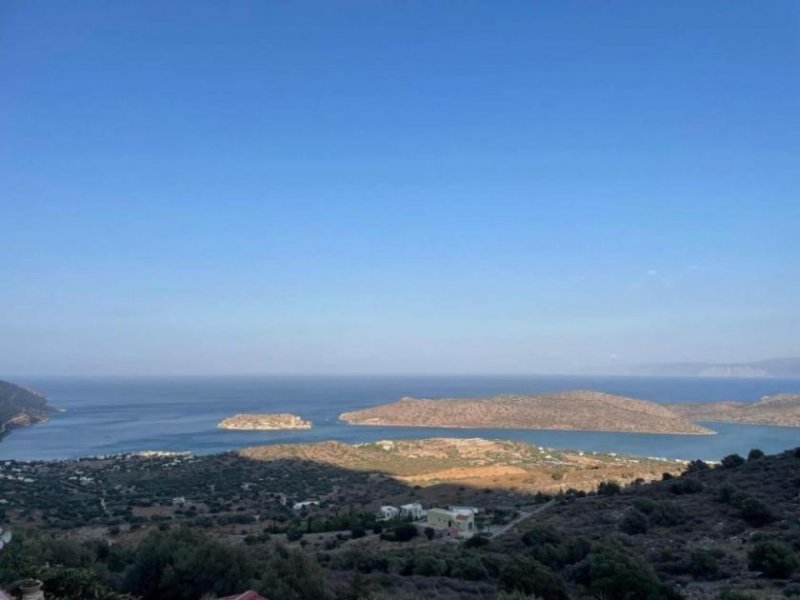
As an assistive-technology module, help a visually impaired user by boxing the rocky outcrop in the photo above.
[340,391,714,435]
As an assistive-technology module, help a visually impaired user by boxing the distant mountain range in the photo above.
[632,357,800,378]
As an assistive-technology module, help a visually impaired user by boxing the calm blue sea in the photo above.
[2,375,799,461]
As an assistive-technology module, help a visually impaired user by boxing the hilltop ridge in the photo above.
[669,392,800,427]
[340,390,714,435]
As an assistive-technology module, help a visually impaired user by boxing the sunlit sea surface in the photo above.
[2,375,799,461]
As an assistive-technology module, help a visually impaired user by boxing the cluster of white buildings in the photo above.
[378,502,426,521]
[377,503,479,538]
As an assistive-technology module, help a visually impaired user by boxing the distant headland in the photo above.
[340,390,714,435]
[0,379,55,440]
[218,413,312,431]
[668,393,800,428]
[632,357,800,378]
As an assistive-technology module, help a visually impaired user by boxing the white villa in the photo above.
[425,507,476,538]
[292,500,320,511]
[400,502,426,520]
[448,505,479,515]
[378,505,400,520]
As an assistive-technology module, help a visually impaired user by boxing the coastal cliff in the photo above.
[0,379,54,440]
[218,413,312,431]
[668,393,800,427]
[339,390,714,435]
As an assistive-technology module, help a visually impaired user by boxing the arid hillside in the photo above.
[240,437,686,493]
[669,393,800,427]
[340,391,713,435]
[496,446,800,599]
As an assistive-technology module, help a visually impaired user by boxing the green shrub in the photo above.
[650,502,683,526]
[619,508,648,535]
[721,454,745,469]
[576,541,680,600]
[689,549,719,578]
[747,449,765,461]
[381,523,418,542]
[521,525,589,569]
[747,540,798,578]
[717,591,755,600]
[450,554,489,581]
[597,481,621,496]
[739,497,776,527]
[499,557,568,600]
[286,528,304,542]
[632,498,657,514]
[522,525,561,547]
[464,534,490,548]
[686,459,710,473]
[714,485,736,504]
[670,479,703,495]
[413,554,448,577]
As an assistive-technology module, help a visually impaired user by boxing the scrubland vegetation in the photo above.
[1,446,799,599]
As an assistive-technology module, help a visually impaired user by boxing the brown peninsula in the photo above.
[339,390,714,435]
[668,393,800,427]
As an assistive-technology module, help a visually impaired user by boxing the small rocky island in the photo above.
[0,379,55,440]
[218,413,312,431]
[340,390,714,435]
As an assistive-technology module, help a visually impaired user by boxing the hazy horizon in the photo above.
[2,2,798,376]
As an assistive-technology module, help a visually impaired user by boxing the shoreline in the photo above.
[338,419,717,435]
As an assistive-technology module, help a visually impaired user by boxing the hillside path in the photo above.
[491,499,555,538]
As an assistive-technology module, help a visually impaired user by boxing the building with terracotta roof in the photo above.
[425,507,475,538]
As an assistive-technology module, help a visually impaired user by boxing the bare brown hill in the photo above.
[339,391,714,435]
[239,437,685,493]
[668,393,800,427]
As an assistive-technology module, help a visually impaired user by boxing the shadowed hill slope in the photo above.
[239,437,686,493]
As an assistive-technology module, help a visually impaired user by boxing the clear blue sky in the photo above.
[1,1,798,375]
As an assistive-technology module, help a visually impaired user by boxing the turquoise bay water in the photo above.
[2,375,799,461]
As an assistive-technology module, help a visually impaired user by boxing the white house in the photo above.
[172,497,186,507]
[292,500,319,511]
[426,507,475,538]
[399,502,426,520]
[448,505,479,515]
[378,505,399,521]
